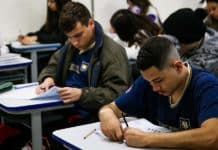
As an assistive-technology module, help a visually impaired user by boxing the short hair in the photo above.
[59,1,91,33]
[136,36,180,71]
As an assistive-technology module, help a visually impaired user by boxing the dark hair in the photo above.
[206,0,218,2]
[163,8,206,44]
[110,9,160,47]
[59,1,91,33]
[136,37,178,71]
[44,0,70,32]
[127,0,151,15]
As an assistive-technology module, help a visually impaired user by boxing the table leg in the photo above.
[30,51,38,82]
[31,111,42,150]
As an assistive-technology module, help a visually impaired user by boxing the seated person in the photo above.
[17,0,70,45]
[99,36,218,149]
[204,0,218,31]
[126,0,162,27]
[163,8,218,77]
[110,9,160,80]
[36,1,130,121]
[110,9,160,48]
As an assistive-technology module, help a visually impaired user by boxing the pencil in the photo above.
[83,128,96,139]
[121,113,128,127]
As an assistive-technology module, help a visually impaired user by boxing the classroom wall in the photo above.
[0,0,203,42]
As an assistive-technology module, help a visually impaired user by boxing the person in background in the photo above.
[110,9,160,48]
[99,37,218,149]
[126,0,162,27]
[204,0,218,31]
[37,1,130,121]
[17,0,70,45]
[163,8,218,77]
[110,9,160,80]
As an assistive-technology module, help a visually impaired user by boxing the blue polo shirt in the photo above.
[115,67,218,131]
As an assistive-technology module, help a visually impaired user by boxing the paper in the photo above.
[96,119,171,138]
[31,86,61,100]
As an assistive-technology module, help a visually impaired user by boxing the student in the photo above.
[99,37,218,149]
[110,9,160,80]
[17,0,70,45]
[126,0,162,27]
[163,8,218,77]
[204,0,218,31]
[36,1,130,118]
[110,9,160,47]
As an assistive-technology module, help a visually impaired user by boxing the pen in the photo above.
[121,113,129,127]
[83,128,96,139]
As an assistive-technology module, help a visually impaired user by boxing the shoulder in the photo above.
[100,34,127,61]
[191,67,218,90]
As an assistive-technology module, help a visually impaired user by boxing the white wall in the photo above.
[0,0,46,42]
[0,0,203,42]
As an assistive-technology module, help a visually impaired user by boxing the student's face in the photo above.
[66,20,95,50]
[141,62,183,96]
[207,2,218,19]
[48,0,57,12]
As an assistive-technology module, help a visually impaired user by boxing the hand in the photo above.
[17,35,25,42]
[36,77,55,94]
[123,128,151,148]
[19,35,37,45]
[100,117,123,141]
[57,87,82,103]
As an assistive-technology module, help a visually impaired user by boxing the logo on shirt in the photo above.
[69,63,80,74]
[80,62,89,72]
[179,117,191,130]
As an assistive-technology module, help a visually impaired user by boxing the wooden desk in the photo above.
[11,42,61,82]
[0,84,73,150]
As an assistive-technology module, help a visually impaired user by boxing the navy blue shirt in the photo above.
[65,49,93,88]
[115,67,218,131]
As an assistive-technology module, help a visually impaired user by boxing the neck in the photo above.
[171,66,189,104]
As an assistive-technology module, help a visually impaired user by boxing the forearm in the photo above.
[99,103,122,122]
[79,86,121,110]
[148,127,218,149]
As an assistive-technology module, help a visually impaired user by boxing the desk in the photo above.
[52,119,179,150]
[0,85,73,150]
[0,53,32,83]
[11,42,62,82]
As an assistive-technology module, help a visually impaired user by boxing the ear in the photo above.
[88,19,95,29]
[171,60,183,72]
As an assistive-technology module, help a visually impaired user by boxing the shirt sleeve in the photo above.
[115,76,149,117]
[197,75,218,125]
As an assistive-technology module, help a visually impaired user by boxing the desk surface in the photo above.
[0,85,62,112]
[0,53,32,69]
[11,41,61,51]
[52,120,179,150]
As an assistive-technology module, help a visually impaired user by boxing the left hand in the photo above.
[123,127,151,148]
[57,87,82,103]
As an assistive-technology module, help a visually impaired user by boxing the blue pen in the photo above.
[14,82,38,89]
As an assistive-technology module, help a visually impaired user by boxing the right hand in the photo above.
[100,117,123,141]
[35,77,55,95]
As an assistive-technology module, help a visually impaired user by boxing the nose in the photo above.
[152,84,161,92]
[69,38,79,46]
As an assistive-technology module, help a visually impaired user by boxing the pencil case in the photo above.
[0,81,13,93]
